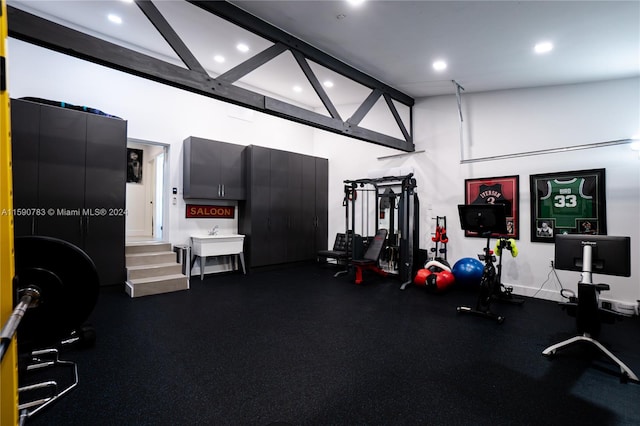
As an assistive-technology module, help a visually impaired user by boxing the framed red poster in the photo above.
[464,175,519,239]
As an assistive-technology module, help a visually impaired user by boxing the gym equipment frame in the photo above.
[340,174,419,287]
[1,1,19,421]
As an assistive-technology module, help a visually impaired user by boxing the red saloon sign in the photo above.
[185,204,235,219]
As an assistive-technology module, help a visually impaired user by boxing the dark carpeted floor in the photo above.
[24,263,640,425]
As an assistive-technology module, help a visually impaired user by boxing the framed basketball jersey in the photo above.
[464,175,519,239]
[530,169,606,243]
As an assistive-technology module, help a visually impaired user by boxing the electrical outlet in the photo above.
[549,259,554,268]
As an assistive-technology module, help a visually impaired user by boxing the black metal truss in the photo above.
[7,1,414,151]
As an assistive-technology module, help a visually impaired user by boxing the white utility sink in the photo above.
[191,234,246,279]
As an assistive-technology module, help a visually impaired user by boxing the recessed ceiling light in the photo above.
[432,60,447,71]
[347,0,366,7]
[236,43,249,53]
[107,14,122,24]
[323,80,334,88]
[293,86,303,93]
[214,55,225,63]
[534,41,553,54]
[120,0,134,4]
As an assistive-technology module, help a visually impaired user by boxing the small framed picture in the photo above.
[127,148,143,184]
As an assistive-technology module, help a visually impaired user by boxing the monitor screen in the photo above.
[554,234,631,277]
[458,204,508,234]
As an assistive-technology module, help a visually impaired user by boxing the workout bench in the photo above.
[351,229,388,284]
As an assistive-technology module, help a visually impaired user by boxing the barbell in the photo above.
[0,235,99,360]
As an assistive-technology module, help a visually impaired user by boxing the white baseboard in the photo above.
[505,282,639,316]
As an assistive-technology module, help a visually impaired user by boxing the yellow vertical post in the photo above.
[0,0,18,424]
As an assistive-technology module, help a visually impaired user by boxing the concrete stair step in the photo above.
[127,262,183,280]
[126,252,176,267]
[125,242,172,255]
[125,274,189,298]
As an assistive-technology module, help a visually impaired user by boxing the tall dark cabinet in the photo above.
[11,98,127,286]
[239,145,328,268]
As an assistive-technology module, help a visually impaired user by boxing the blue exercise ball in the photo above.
[451,257,484,287]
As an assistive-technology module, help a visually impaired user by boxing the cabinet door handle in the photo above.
[222,184,225,197]
[31,216,36,235]
[217,184,221,197]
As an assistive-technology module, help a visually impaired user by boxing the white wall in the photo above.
[7,38,315,250]
[408,78,639,306]
[7,38,639,306]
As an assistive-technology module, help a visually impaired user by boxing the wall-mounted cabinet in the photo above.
[183,137,245,200]
[11,98,127,286]
[239,145,328,268]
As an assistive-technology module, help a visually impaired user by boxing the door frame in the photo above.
[126,138,170,240]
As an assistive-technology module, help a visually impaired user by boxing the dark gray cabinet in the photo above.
[239,145,328,268]
[306,155,329,257]
[11,98,127,286]
[183,137,245,200]
[11,99,39,237]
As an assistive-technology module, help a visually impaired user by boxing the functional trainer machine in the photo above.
[542,234,638,382]
[340,174,419,287]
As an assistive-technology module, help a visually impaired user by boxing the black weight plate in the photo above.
[15,236,99,349]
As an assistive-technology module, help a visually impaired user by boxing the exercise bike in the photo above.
[456,204,524,324]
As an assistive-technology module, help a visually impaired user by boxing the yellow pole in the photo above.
[0,0,19,423]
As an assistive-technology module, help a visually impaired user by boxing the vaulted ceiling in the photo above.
[9,0,638,100]
[233,0,640,97]
[6,0,639,150]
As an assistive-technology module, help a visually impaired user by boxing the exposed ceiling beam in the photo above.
[188,0,414,107]
[217,43,287,84]
[291,50,342,121]
[135,0,207,75]
[7,3,414,151]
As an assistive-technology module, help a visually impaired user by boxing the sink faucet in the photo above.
[209,225,219,236]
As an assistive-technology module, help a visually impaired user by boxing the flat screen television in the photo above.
[554,234,631,277]
[458,204,508,234]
